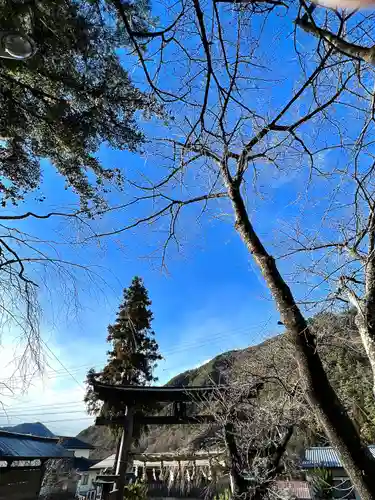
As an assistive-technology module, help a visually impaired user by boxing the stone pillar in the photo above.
[168,467,174,489]
[160,460,164,481]
[192,460,196,481]
[142,461,147,481]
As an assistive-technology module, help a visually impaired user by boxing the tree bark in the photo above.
[226,181,375,500]
[295,17,375,64]
[344,211,375,397]
[249,426,294,500]
[224,422,294,499]
[354,318,375,395]
[224,422,249,497]
[358,219,375,396]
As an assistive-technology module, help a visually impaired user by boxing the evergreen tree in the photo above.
[85,276,162,416]
[0,0,160,210]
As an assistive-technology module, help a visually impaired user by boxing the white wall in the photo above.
[76,469,98,495]
[69,448,90,458]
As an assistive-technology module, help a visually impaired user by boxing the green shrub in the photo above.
[214,488,231,500]
[310,468,334,499]
[123,482,148,500]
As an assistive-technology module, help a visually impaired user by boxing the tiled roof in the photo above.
[58,436,95,450]
[275,481,312,499]
[0,430,70,459]
[302,446,375,468]
[90,454,116,470]
[74,457,100,472]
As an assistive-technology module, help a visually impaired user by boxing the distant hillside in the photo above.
[77,336,289,458]
[77,313,375,459]
[77,424,118,460]
[1,422,55,437]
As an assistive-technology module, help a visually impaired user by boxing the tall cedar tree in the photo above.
[85,276,162,417]
[0,0,160,210]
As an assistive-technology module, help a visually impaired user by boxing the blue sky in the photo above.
[0,150,285,435]
[0,1,362,436]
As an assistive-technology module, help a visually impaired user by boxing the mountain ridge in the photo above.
[76,316,375,459]
[0,422,56,437]
[76,335,294,458]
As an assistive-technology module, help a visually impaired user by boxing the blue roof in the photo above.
[0,430,70,459]
[303,446,375,468]
[74,457,100,472]
[58,436,95,450]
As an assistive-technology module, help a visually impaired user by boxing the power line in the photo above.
[0,400,83,411]
[1,323,273,417]
[41,339,85,392]
[35,417,93,423]
[0,409,87,418]
[1,344,95,388]
[0,417,93,428]
[0,363,93,384]
[160,325,258,356]
[1,405,84,416]
[0,323,266,386]
[2,325,251,383]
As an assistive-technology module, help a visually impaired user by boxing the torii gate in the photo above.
[91,380,261,500]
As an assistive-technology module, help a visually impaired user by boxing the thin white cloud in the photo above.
[0,334,100,436]
[193,358,212,368]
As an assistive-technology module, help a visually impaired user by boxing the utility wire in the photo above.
[1,400,84,411]
[0,323,266,386]
[1,324,256,384]
[0,409,89,418]
[1,323,273,418]
[41,339,85,391]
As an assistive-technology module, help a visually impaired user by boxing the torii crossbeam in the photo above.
[91,380,261,500]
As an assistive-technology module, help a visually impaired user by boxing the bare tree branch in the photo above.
[296,17,375,64]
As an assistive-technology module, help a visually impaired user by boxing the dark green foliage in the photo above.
[309,468,334,499]
[167,352,234,387]
[104,276,162,386]
[0,0,159,209]
[85,276,162,419]
[312,311,375,443]
[214,489,231,500]
[123,482,148,500]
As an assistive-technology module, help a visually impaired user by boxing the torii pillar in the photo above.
[111,407,134,500]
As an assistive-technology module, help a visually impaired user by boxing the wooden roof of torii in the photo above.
[91,380,262,426]
[95,414,217,426]
[91,381,230,404]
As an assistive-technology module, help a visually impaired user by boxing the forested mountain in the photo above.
[78,311,375,459]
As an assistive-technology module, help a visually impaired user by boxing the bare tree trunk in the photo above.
[296,17,375,64]
[354,318,375,394]
[293,0,375,406]
[249,426,294,500]
[224,422,249,498]
[341,211,375,397]
[102,1,375,496]
[224,420,294,499]
[226,181,375,500]
[360,215,375,396]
